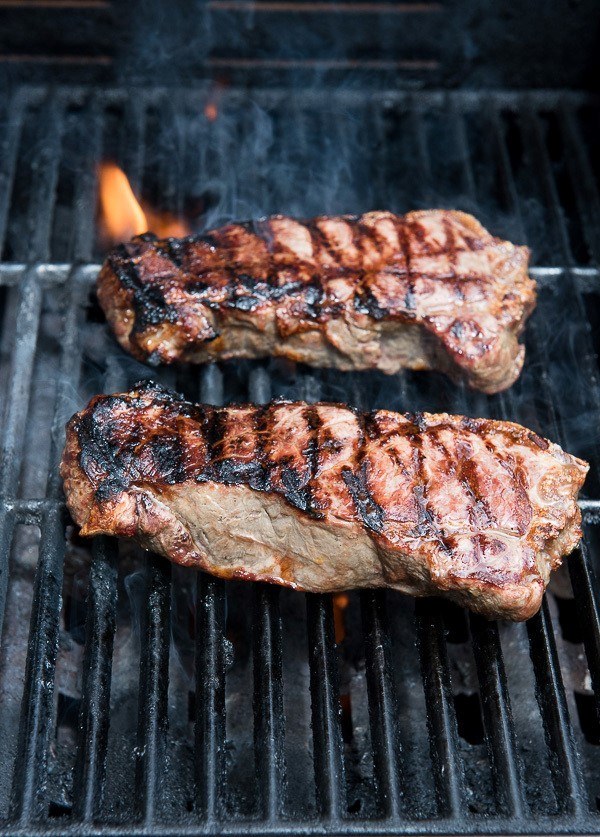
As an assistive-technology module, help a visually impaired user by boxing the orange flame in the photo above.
[204,102,218,122]
[144,207,191,239]
[98,162,191,244]
[333,593,349,644]
[98,162,146,240]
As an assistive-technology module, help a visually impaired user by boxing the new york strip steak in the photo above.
[97,210,535,394]
[60,382,587,620]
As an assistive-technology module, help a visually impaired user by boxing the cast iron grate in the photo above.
[1,86,600,835]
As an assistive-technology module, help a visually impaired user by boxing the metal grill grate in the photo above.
[1,86,600,835]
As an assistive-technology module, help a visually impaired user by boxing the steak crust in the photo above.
[60,382,587,621]
[97,210,535,394]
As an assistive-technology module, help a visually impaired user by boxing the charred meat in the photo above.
[97,210,535,394]
[60,382,587,620]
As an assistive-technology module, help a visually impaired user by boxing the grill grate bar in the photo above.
[0,272,40,639]
[526,602,587,814]
[450,107,529,818]
[295,371,349,821]
[8,506,65,824]
[0,273,43,500]
[489,102,589,814]
[415,599,464,817]
[45,270,86,499]
[524,106,599,345]
[306,593,346,820]
[370,100,390,214]
[450,98,477,200]
[524,107,600,433]
[409,99,434,206]
[194,364,227,822]
[568,541,600,708]
[0,92,25,258]
[249,367,286,820]
[72,96,104,264]
[360,591,403,818]
[72,362,131,824]
[5,813,600,835]
[135,555,172,824]
[72,536,118,822]
[522,288,600,753]
[0,261,598,288]
[469,616,525,817]
[558,103,600,264]
[20,96,65,263]
[194,573,227,820]
[252,585,286,820]
[0,505,16,653]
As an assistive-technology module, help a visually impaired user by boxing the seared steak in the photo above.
[60,382,587,620]
[97,210,535,394]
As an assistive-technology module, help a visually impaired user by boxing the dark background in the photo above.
[0,0,599,90]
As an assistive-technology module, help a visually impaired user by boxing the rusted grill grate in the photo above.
[0,86,600,835]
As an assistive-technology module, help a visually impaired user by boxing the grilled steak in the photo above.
[60,382,587,620]
[97,210,535,394]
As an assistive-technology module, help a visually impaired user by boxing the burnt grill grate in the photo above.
[0,86,600,835]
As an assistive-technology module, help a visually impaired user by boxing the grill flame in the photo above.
[333,592,349,644]
[98,162,147,240]
[204,102,218,121]
[98,162,191,244]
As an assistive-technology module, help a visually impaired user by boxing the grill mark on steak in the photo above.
[304,219,337,266]
[461,465,495,531]
[355,220,383,254]
[198,404,221,481]
[452,434,496,530]
[154,235,187,269]
[408,422,454,556]
[266,403,314,513]
[225,271,275,313]
[77,396,131,502]
[231,407,264,487]
[244,404,268,492]
[108,246,179,335]
[147,434,187,485]
[480,432,532,535]
[304,405,322,517]
[395,215,417,315]
[342,412,386,534]
[97,210,535,394]
[442,215,467,305]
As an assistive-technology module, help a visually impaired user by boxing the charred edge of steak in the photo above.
[107,247,180,336]
[71,381,390,527]
[106,224,405,326]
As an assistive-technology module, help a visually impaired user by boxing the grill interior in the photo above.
[1,85,600,835]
